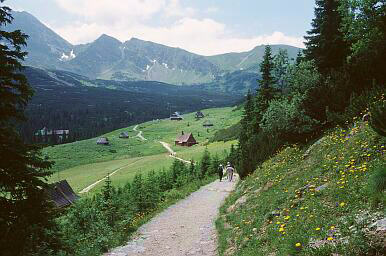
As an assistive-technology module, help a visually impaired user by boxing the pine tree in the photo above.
[273,49,290,90]
[304,0,349,75]
[259,45,275,89]
[0,2,60,255]
[210,154,220,175]
[130,174,144,213]
[256,45,277,119]
[200,148,211,178]
[102,174,115,227]
[295,50,304,66]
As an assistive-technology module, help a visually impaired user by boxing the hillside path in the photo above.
[79,159,142,194]
[159,141,191,164]
[105,178,237,256]
[133,125,147,141]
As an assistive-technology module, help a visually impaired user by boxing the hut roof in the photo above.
[175,133,194,143]
[97,137,109,144]
[119,132,129,138]
[45,180,79,208]
[203,120,214,126]
[195,111,205,118]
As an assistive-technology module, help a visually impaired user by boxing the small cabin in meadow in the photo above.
[44,180,79,208]
[175,132,198,147]
[203,120,214,127]
[97,137,109,145]
[119,132,129,138]
[195,111,205,119]
[170,112,183,121]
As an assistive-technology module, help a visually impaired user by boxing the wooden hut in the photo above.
[170,112,183,121]
[195,111,205,119]
[119,132,129,138]
[44,180,79,208]
[97,137,109,145]
[203,120,214,127]
[175,132,198,147]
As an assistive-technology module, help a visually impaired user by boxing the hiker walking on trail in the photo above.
[226,162,234,182]
[218,164,224,182]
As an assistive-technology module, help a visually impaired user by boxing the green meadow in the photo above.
[45,106,241,194]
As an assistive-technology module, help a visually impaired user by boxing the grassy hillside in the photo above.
[45,106,242,194]
[217,121,385,255]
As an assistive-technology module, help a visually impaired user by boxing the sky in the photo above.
[6,0,316,56]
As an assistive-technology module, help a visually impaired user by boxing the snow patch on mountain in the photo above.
[60,50,76,61]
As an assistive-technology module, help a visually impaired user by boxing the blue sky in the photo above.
[6,0,315,55]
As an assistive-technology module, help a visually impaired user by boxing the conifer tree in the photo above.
[273,49,290,90]
[200,148,211,178]
[259,45,275,89]
[304,0,349,75]
[256,45,277,120]
[0,2,59,254]
[131,174,144,212]
[295,50,304,66]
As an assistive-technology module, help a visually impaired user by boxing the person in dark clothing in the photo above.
[218,164,224,181]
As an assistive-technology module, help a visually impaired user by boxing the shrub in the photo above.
[368,161,386,206]
[260,95,319,142]
[369,92,386,136]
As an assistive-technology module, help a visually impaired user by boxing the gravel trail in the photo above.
[133,125,147,141]
[79,159,142,194]
[159,141,191,164]
[105,178,237,256]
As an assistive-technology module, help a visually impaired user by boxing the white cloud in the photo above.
[52,0,304,55]
[55,0,167,23]
[205,7,219,13]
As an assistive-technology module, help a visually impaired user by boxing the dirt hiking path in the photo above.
[79,159,142,194]
[105,178,237,256]
[159,141,191,164]
[133,125,147,141]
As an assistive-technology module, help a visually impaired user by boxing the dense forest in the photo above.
[20,67,239,144]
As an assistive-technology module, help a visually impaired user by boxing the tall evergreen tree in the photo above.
[200,148,211,178]
[273,49,290,90]
[295,50,304,66]
[256,45,277,120]
[304,0,349,75]
[259,45,275,89]
[0,2,60,255]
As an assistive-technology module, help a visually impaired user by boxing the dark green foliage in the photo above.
[341,0,386,87]
[368,160,386,206]
[210,122,241,142]
[200,148,211,178]
[0,2,60,255]
[259,45,275,89]
[369,93,386,136]
[210,154,221,175]
[369,161,386,193]
[304,0,349,75]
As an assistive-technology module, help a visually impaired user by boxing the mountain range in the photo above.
[6,11,301,87]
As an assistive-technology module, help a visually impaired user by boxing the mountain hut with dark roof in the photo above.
[195,111,205,119]
[97,137,109,145]
[175,132,198,147]
[119,132,129,138]
[44,180,80,208]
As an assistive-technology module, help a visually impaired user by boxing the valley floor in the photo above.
[105,177,237,256]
